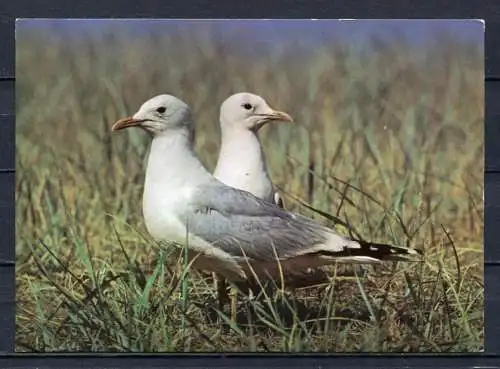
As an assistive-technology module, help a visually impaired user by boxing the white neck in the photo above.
[141,126,214,240]
[214,126,273,200]
[144,127,211,195]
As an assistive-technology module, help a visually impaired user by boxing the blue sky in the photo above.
[17,19,483,46]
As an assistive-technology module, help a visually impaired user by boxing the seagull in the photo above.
[111,94,421,317]
[213,92,291,306]
[214,92,292,208]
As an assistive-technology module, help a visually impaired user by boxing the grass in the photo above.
[15,24,484,352]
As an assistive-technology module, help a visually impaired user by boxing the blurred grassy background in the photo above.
[15,20,483,352]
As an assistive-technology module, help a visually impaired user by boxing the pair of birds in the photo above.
[111,92,421,316]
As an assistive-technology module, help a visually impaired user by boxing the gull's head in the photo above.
[112,94,192,136]
[220,92,293,133]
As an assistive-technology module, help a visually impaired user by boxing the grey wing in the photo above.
[185,183,328,261]
[185,182,420,264]
[194,182,291,218]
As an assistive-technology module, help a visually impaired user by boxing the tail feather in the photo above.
[317,238,422,263]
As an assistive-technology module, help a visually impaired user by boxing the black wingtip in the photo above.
[355,240,423,261]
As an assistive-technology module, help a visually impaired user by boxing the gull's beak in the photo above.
[262,110,294,124]
[111,117,147,132]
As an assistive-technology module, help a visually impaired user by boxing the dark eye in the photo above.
[242,103,253,110]
[156,106,166,114]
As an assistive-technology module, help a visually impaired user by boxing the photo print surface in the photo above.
[15,19,484,352]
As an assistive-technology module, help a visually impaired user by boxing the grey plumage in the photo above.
[112,94,421,285]
[183,181,420,272]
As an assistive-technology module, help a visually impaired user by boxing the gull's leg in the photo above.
[216,274,228,314]
[230,286,238,323]
[212,272,218,291]
[267,281,278,301]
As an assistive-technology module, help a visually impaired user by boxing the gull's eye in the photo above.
[242,103,253,111]
[156,106,166,114]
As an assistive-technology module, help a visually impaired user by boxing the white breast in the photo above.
[142,182,192,243]
[215,128,276,202]
[142,179,246,280]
